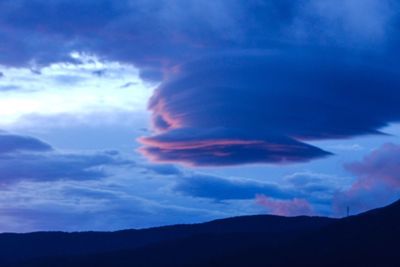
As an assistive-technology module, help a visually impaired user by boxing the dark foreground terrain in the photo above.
[1,199,400,267]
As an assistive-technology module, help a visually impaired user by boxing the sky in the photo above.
[1,0,400,232]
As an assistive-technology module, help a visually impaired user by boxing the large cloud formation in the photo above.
[1,0,400,165]
[139,52,400,166]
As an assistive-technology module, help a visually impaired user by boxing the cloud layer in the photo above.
[174,174,295,201]
[0,132,133,184]
[1,1,399,75]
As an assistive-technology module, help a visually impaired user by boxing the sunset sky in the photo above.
[1,0,400,232]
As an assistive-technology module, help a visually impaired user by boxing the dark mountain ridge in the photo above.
[2,200,400,267]
[0,215,334,266]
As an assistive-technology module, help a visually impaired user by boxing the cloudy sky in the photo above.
[1,0,400,232]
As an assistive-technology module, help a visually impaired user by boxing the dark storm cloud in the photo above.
[0,133,133,183]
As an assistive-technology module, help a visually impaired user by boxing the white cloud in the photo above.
[0,52,156,126]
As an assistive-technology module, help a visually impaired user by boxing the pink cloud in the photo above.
[255,194,314,217]
[138,138,263,150]
[148,97,183,131]
[334,143,400,216]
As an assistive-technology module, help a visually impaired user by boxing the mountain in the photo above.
[2,200,400,267]
[0,215,334,266]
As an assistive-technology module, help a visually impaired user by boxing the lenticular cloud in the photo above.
[139,51,400,166]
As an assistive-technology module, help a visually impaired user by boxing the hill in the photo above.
[2,200,400,266]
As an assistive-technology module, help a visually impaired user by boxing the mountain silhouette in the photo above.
[2,199,400,267]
